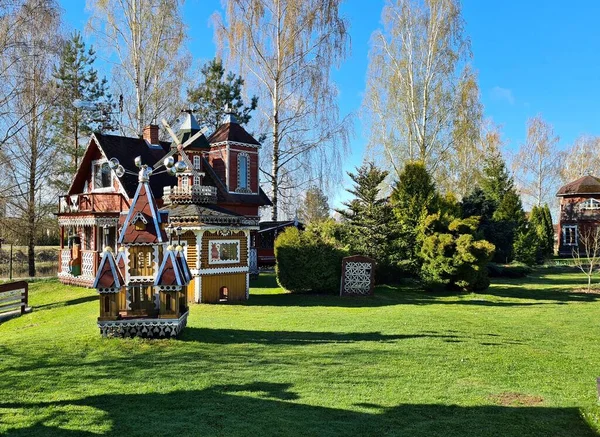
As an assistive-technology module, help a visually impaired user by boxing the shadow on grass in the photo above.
[179,327,462,344]
[247,273,600,308]
[1,383,596,437]
[35,295,97,310]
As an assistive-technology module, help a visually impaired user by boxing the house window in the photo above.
[166,293,172,311]
[99,226,116,251]
[193,175,200,186]
[84,227,93,250]
[93,161,112,190]
[208,240,240,264]
[104,295,110,314]
[563,225,578,246]
[193,155,201,170]
[237,153,249,191]
[181,175,189,188]
[579,199,600,210]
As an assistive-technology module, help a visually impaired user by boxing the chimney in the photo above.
[143,124,159,145]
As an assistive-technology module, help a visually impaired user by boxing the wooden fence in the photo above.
[0,281,30,318]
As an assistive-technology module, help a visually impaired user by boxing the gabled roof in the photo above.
[175,247,192,283]
[93,249,124,290]
[69,133,178,199]
[557,175,600,196]
[155,248,187,287]
[208,120,261,146]
[118,180,167,244]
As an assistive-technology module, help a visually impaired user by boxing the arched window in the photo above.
[193,155,201,170]
[237,153,249,190]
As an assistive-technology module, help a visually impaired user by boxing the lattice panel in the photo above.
[248,248,258,274]
[82,252,95,278]
[60,249,70,273]
[343,261,373,295]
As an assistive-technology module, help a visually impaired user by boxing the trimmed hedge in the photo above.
[487,262,532,278]
[275,227,348,293]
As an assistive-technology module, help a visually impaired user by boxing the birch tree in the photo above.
[0,0,61,276]
[363,0,470,184]
[87,0,190,136]
[560,135,600,184]
[513,115,561,208]
[214,0,351,220]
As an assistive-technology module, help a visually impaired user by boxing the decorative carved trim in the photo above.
[210,140,260,149]
[58,217,119,227]
[97,311,189,338]
[198,266,249,275]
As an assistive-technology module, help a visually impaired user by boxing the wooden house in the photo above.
[556,175,600,256]
[93,163,191,337]
[58,111,271,303]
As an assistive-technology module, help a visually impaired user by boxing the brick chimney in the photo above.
[143,124,159,145]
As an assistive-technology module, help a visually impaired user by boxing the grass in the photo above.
[1,271,600,436]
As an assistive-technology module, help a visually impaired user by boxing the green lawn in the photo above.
[1,272,600,436]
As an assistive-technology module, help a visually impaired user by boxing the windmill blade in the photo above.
[180,126,209,150]
[153,147,178,169]
[161,118,181,147]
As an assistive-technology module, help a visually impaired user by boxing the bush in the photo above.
[487,262,532,278]
[275,226,348,293]
[513,229,538,266]
[36,249,57,262]
[419,214,495,292]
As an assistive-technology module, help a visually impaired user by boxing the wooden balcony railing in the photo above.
[163,185,217,204]
[59,193,125,214]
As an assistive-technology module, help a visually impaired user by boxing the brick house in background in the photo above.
[57,111,271,302]
[556,175,600,256]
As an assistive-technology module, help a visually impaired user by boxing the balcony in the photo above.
[163,185,217,204]
[59,193,126,214]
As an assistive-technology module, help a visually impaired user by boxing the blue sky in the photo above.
[60,0,600,207]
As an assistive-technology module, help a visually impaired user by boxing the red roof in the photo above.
[93,250,124,289]
[208,122,260,146]
[118,182,167,244]
[155,249,188,287]
[557,175,600,196]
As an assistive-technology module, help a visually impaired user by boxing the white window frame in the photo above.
[91,159,115,193]
[579,198,600,210]
[563,225,578,246]
[193,155,201,170]
[236,152,250,192]
[208,239,241,265]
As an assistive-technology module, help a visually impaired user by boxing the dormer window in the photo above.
[131,212,148,231]
[579,198,600,210]
[92,160,113,190]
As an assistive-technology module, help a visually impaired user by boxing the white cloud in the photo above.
[490,86,515,105]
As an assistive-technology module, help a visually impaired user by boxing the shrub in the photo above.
[487,262,532,278]
[513,228,538,266]
[275,226,348,293]
[36,249,57,262]
[420,214,495,292]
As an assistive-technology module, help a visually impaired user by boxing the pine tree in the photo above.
[542,204,555,256]
[298,186,329,224]
[51,31,115,192]
[335,162,395,269]
[187,58,258,134]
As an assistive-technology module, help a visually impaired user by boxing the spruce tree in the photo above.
[298,186,330,224]
[51,31,115,192]
[335,162,395,271]
[187,58,258,133]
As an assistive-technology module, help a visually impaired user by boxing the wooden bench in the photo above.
[0,281,31,321]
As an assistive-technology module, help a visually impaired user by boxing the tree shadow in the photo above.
[179,327,463,345]
[35,295,97,310]
[244,272,600,308]
[1,383,596,436]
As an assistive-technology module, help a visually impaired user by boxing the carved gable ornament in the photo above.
[340,255,375,296]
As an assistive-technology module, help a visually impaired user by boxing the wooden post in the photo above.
[9,243,13,281]
[21,282,28,315]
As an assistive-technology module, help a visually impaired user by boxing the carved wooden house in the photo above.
[93,163,191,337]
[556,175,600,256]
[58,111,270,303]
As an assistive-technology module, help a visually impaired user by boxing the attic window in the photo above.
[131,212,148,231]
[579,199,600,210]
[93,161,112,189]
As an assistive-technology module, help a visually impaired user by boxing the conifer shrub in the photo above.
[275,225,348,293]
[419,214,495,291]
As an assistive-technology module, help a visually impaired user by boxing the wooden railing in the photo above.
[0,281,29,317]
[58,193,125,214]
[163,185,217,204]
